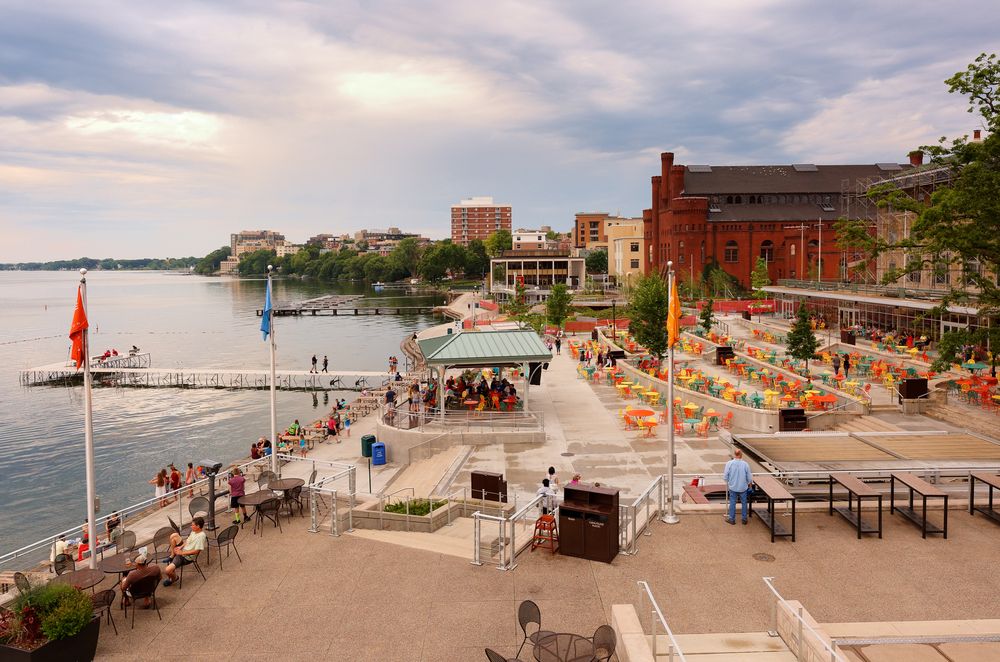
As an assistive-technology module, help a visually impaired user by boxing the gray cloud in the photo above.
[0,0,995,260]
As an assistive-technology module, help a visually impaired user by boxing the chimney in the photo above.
[908,150,923,166]
[973,129,982,142]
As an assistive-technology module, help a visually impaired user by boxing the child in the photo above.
[299,433,308,458]
[344,415,351,437]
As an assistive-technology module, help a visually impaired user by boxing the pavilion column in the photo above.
[522,361,529,411]
[439,365,446,421]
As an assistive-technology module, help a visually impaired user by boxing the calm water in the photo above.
[0,271,442,553]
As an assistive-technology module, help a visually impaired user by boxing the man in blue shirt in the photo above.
[723,449,753,525]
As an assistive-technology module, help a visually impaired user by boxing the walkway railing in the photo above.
[0,455,272,572]
[471,494,543,570]
[762,576,846,661]
[620,475,666,555]
[637,580,687,661]
[380,403,543,431]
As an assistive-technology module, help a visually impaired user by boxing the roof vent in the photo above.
[792,163,818,172]
[708,203,722,213]
[819,203,836,212]
[876,163,903,171]
[687,165,712,173]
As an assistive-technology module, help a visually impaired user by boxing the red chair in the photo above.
[530,515,559,554]
[721,412,734,429]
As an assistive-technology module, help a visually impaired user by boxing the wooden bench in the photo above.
[829,472,882,539]
[969,472,1000,525]
[750,475,796,543]
[890,472,948,538]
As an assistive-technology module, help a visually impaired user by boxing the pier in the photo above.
[257,293,440,317]
[19,360,394,391]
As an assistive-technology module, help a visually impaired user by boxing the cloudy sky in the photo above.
[0,0,994,261]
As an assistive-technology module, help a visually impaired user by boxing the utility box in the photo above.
[778,407,807,432]
[716,346,735,366]
[471,471,507,503]
[371,442,387,466]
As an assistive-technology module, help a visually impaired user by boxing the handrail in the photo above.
[435,487,468,525]
[637,580,687,661]
[762,576,847,661]
[0,455,272,571]
[470,510,507,569]
[379,487,415,531]
[504,494,544,571]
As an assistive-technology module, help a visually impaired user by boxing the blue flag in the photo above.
[261,278,272,340]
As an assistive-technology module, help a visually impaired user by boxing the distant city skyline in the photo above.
[1,1,994,261]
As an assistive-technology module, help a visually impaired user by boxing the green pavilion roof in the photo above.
[417,330,552,367]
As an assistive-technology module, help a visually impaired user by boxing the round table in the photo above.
[628,409,654,419]
[268,478,305,491]
[239,490,276,508]
[534,632,596,662]
[99,551,140,576]
[52,568,105,591]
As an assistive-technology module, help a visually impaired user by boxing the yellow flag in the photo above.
[667,278,681,348]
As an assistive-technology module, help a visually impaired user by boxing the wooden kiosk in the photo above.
[558,483,620,563]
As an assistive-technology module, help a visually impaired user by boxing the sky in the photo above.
[0,0,995,262]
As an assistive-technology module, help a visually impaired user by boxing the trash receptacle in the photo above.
[371,442,387,466]
[361,434,376,458]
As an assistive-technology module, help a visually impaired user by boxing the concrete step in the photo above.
[664,632,794,660]
[347,518,476,560]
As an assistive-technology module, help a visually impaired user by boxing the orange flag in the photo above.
[667,277,681,348]
[69,285,89,369]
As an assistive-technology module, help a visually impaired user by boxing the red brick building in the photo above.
[644,152,909,287]
[451,196,512,246]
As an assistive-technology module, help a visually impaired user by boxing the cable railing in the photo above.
[379,487,416,531]
[762,576,847,662]
[380,402,543,431]
[619,475,666,555]
[637,580,687,661]
[470,494,542,570]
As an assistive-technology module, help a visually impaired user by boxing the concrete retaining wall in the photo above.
[611,604,654,662]
[375,422,544,463]
[351,499,508,532]
[776,599,840,662]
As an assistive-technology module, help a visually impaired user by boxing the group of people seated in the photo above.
[848,324,930,349]
[444,372,517,409]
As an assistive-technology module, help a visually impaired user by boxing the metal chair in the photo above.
[516,600,553,659]
[115,530,137,554]
[284,485,304,517]
[188,496,210,519]
[152,526,175,563]
[91,588,118,636]
[206,524,242,570]
[484,648,522,662]
[175,549,206,588]
[13,572,31,595]
[54,553,75,576]
[254,498,283,536]
[123,574,161,628]
[591,624,617,662]
[258,471,277,490]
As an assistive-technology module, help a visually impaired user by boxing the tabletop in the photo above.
[534,632,596,662]
[239,490,277,507]
[628,409,654,418]
[52,568,105,590]
[99,550,140,575]
[269,478,305,491]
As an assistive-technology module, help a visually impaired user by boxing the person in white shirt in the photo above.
[544,466,560,489]
[536,479,557,515]
[50,534,69,570]
[162,517,207,586]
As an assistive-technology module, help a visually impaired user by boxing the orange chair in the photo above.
[721,412,734,429]
[695,417,710,437]
[531,514,559,554]
[673,419,686,436]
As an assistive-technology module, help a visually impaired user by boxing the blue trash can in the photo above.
[371,442,387,466]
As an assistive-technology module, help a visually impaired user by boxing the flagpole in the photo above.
[267,265,278,474]
[79,269,100,568]
[663,262,679,524]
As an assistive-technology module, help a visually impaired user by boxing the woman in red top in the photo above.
[169,464,182,502]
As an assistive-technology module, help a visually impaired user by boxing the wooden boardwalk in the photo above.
[257,293,441,317]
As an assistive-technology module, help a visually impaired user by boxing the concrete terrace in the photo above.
[91,502,1000,661]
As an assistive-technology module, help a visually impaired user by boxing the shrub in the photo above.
[1,582,93,650]
[384,499,447,517]
[41,590,93,641]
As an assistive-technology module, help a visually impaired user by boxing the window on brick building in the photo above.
[735,195,743,204]
[630,259,639,269]
[678,241,685,263]
[760,240,774,262]
[726,196,733,204]
[724,241,738,263]
[630,242,639,252]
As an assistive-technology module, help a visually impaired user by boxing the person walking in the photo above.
[723,449,753,525]
[228,467,250,524]
[831,353,841,376]
[554,337,561,354]
[842,354,851,379]
[311,355,318,373]
[184,462,196,497]
[322,355,328,373]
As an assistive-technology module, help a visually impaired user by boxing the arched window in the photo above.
[735,195,743,204]
[726,195,733,204]
[724,241,739,263]
[789,243,796,257]
[760,240,774,262]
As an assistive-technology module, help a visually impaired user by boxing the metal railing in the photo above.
[437,488,468,526]
[304,460,356,536]
[470,494,543,570]
[379,487,416,531]
[381,402,543,431]
[620,475,666,555]
[0,455,273,572]
[471,511,507,570]
[637,580,687,661]
[405,431,452,464]
[762,576,847,661]
[503,494,545,571]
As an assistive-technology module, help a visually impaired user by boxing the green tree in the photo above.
[484,229,512,257]
[786,304,819,371]
[750,256,770,321]
[194,246,231,275]
[238,249,277,275]
[464,239,489,277]
[389,237,424,277]
[629,274,669,360]
[505,279,530,318]
[585,249,608,274]
[545,230,562,241]
[699,298,715,336]
[545,283,572,327]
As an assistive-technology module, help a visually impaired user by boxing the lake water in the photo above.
[0,271,442,553]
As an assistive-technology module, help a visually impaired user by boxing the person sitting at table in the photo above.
[162,516,207,587]
[121,553,161,607]
[287,419,301,436]
[106,512,122,541]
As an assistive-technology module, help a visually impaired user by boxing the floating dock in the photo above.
[258,294,439,317]
[19,354,394,392]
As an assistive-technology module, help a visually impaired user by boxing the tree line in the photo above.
[2,256,199,271]
[224,229,514,282]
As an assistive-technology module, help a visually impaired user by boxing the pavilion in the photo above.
[416,330,552,418]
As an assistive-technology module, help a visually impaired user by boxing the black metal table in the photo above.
[969,472,1000,525]
[749,475,796,543]
[533,632,596,662]
[99,551,140,577]
[51,568,105,591]
[890,472,948,538]
[829,472,882,539]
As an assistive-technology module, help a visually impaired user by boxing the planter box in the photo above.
[0,617,100,662]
